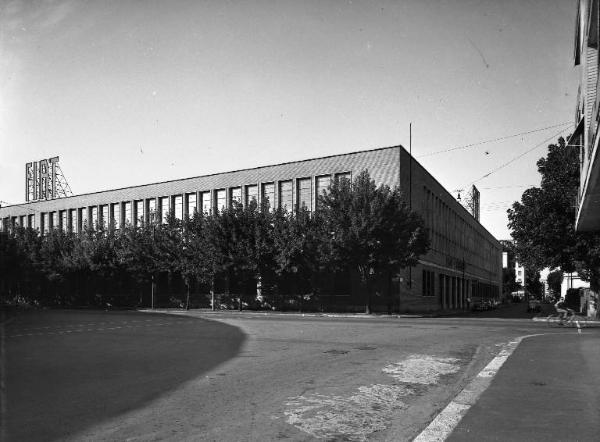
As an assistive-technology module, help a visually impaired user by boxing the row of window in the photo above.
[422,186,501,274]
[1,172,351,234]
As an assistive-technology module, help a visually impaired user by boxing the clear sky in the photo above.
[0,0,578,239]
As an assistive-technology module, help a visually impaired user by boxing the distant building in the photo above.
[500,240,524,295]
[0,145,502,313]
[561,272,590,298]
[514,261,526,287]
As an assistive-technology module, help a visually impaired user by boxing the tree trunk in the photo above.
[186,282,190,310]
[386,270,392,315]
[151,274,156,309]
[359,268,371,314]
[365,280,371,315]
[210,277,215,311]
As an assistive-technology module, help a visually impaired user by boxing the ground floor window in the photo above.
[422,270,435,296]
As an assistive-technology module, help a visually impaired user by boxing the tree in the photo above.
[508,137,600,289]
[525,270,543,298]
[502,267,520,294]
[319,170,429,313]
[180,211,213,309]
[0,230,31,304]
[547,269,563,299]
[272,207,327,311]
[203,200,276,310]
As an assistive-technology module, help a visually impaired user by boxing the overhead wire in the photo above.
[460,125,573,190]
[416,121,572,158]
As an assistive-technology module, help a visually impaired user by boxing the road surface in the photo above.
[2,306,597,441]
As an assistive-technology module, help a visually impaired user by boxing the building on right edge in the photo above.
[571,0,600,231]
[569,0,600,318]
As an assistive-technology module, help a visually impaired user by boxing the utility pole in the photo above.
[151,211,156,309]
[408,123,412,289]
[409,123,412,210]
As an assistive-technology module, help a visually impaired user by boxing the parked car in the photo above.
[472,299,492,311]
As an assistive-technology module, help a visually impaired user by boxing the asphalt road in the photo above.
[2,304,596,441]
[2,310,245,441]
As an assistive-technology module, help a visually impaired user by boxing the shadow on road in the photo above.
[3,310,246,442]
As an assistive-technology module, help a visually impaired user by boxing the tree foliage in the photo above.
[319,171,429,313]
[546,269,563,298]
[507,137,600,289]
[1,171,429,312]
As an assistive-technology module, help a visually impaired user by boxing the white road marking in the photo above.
[413,334,545,442]
[284,355,462,441]
[285,385,414,441]
[383,356,460,385]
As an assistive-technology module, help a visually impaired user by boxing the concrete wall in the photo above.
[396,147,503,313]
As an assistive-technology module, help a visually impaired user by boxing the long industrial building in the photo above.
[0,145,502,313]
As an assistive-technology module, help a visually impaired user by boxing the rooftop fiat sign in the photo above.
[25,156,60,202]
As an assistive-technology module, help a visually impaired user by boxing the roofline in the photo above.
[1,143,502,245]
[399,145,501,246]
[1,144,404,209]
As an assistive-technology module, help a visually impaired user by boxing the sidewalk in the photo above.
[446,331,600,441]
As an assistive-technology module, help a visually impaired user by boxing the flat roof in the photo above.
[2,144,403,209]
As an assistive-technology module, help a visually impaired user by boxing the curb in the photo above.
[138,308,424,319]
[532,316,600,327]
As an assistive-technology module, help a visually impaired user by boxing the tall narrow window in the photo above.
[297,178,312,212]
[279,180,292,211]
[41,213,47,234]
[316,175,331,200]
[422,270,435,297]
[124,202,132,225]
[246,185,258,206]
[201,191,211,214]
[261,183,275,210]
[173,195,183,220]
[69,209,77,232]
[187,193,197,217]
[60,211,67,232]
[100,205,109,229]
[90,206,98,229]
[148,199,157,223]
[215,189,226,212]
[80,207,88,229]
[28,214,35,229]
[51,211,59,230]
[111,203,120,229]
[230,187,241,206]
[19,216,25,227]
[133,200,143,226]
[160,196,169,223]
